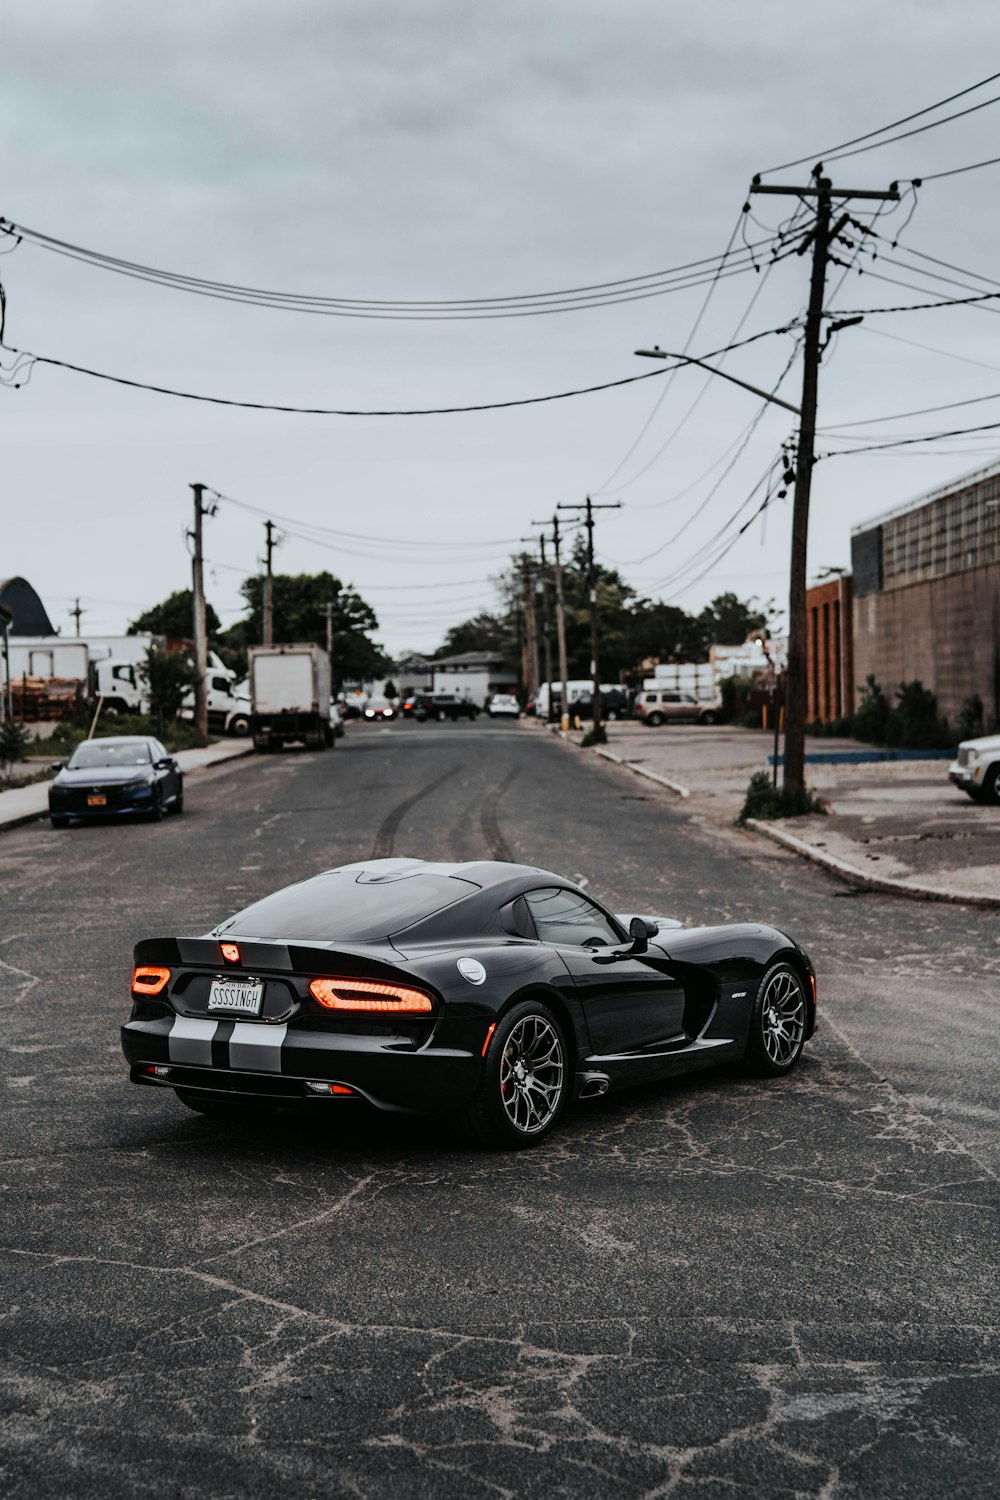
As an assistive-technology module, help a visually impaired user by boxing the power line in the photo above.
[820,389,1000,431]
[820,416,1000,457]
[832,286,1000,317]
[0,325,790,416]
[859,323,1000,375]
[908,154,1000,184]
[0,215,780,319]
[759,69,1000,175]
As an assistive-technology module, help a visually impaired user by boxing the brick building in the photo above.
[850,460,1000,725]
[806,573,853,723]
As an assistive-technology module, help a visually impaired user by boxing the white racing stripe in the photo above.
[168,1017,218,1066]
[229,1022,288,1073]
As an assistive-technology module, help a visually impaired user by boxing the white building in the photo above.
[431,651,518,708]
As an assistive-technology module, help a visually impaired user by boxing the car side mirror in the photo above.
[156,757,174,770]
[591,916,660,964]
[50,760,64,771]
[627,916,659,955]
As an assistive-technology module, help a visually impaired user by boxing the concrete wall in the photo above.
[852,558,1000,725]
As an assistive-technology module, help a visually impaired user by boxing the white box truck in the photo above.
[249,644,333,752]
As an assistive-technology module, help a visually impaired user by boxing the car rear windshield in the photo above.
[214,871,473,942]
[68,742,152,769]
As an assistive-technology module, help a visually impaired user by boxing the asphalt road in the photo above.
[1,721,998,1498]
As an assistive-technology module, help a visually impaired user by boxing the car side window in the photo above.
[523,888,622,948]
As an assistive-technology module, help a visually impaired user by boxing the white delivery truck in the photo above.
[249,644,333,752]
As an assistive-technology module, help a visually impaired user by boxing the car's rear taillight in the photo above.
[308,978,433,1013]
[132,966,171,995]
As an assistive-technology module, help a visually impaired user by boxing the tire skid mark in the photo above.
[371,764,461,858]
[479,767,521,863]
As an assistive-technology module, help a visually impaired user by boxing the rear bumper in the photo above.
[122,1016,483,1114]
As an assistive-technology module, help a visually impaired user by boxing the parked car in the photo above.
[635,690,722,727]
[48,736,183,827]
[487,694,521,719]
[566,688,632,722]
[949,733,1000,803]
[412,694,479,722]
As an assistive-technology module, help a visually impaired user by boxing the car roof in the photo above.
[330,856,563,888]
[76,736,158,747]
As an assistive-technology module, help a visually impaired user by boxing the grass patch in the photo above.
[738,769,826,824]
[30,713,203,760]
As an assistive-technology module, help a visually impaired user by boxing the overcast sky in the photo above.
[5,2,1000,653]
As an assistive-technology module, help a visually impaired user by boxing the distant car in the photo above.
[566,688,632,722]
[122,857,816,1145]
[412,694,479,722]
[363,699,395,721]
[949,733,1000,803]
[487,694,521,719]
[635,690,722,727]
[48,736,183,827]
[340,699,364,721]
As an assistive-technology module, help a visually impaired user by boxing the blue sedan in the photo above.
[48,736,183,827]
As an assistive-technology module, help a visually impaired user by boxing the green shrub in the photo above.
[0,719,32,780]
[581,724,608,747]
[853,674,892,744]
[954,695,984,742]
[737,769,826,823]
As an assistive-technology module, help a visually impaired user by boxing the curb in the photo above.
[594,747,690,799]
[745,817,1000,910]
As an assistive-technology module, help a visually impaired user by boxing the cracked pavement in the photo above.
[1,721,997,1497]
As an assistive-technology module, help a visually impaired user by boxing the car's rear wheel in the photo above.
[50,815,70,829]
[700,711,719,725]
[459,1001,568,1147]
[175,1088,276,1120]
[742,962,807,1076]
[436,709,448,722]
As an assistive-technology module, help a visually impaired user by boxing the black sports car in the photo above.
[122,858,816,1146]
[49,735,184,827]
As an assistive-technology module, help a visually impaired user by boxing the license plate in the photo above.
[207,977,265,1015]
[87,795,107,807]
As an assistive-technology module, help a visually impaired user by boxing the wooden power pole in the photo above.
[263,520,276,647]
[190,482,210,749]
[751,169,897,791]
[558,496,621,737]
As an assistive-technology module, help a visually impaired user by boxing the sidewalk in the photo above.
[0,740,254,835]
[549,721,1000,909]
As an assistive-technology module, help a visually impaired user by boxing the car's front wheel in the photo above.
[742,962,807,1076]
[646,712,664,727]
[460,1001,569,1147]
[981,764,1000,805]
[175,1088,276,1120]
[50,815,70,829]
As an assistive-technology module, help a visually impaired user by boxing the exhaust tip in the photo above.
[577,1072,610,1099]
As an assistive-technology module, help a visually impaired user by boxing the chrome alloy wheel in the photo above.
[499,1015,565,1135]
[760,967,805,1067]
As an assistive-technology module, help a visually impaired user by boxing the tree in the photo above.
[137,646,200,736]
[438,612,512,659]
[129,589,220,641]
[0,719,30,782]
[696,593,772,652]
[227,572,388,688]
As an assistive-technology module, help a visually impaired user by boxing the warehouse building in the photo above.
[850,460,1000,726]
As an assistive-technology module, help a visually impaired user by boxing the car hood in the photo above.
[959,734,1000,755]
[57,765,154,786]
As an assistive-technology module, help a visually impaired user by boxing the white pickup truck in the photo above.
[949,733,1000,804]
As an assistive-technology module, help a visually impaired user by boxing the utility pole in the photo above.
[520,559,538,698]
[190,482,211,749]
[263,520,276,646]
[70,599,84,637]
[750,168,897,790]
[557,496,621,737]
[537,534,554,721]
[533,513,571,729]
[324,600,334,659]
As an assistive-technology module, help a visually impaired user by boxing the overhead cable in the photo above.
[0,324,791,415]
[758,69,1000,175]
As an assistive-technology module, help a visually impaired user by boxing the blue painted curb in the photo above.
[767,749,955,766]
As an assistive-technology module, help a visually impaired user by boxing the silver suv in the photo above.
[949,733,1000,804]
[635,690,721,727]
